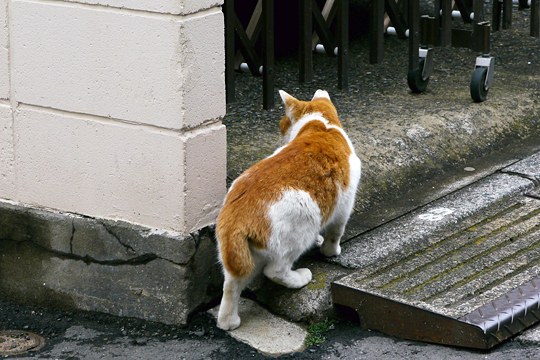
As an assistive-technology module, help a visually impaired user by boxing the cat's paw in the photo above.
[295,268,312,288]
[315,235,325,246]
[217,314,241,331]
[320,241,341,257]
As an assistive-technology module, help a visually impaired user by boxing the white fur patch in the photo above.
[287,113,325,143]
[264,189,322,262]
[312,89,330,100]
[287,112,357,159]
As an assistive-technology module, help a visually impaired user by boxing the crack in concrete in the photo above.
[69,219,75,254]
[502,170,540,187]
[3,237,159,267]
[189,232,200,247]
[98,220,137,255]
[526,193,540,201]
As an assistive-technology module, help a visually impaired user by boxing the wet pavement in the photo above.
[3,291,540,359]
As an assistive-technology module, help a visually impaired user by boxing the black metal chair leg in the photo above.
[370,0,385,63]
[532,0,540,36]
[492,0,502,32]
[300,0,314,83]
[439,0,452,46]
[224,0,236,104]
[408,0,420,72]
[262,0,274,110]
[338,0,349,89]
[503,0,512,29]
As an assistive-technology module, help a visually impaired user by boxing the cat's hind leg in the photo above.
[217,271,250,331]
[320,221,345,257]
[320,189,356,257]
[263,260,312,289]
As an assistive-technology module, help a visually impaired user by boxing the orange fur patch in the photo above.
[217,93,351,278]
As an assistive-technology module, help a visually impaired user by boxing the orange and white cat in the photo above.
[216,89,361,330]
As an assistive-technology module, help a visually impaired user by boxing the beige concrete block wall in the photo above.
[1,0,226,234]
[0,1,8,99]
[0,104,14,199]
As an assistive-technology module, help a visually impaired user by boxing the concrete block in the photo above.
[0,207,222,325]
[254,259,353,323]
[61,0,223,15]
[0,0,8,99]
[70,218,138,262]
[11,1,225,129]
[0,104,14,198]
[0,241,215,325]
[0,197,203,266]
[0,200,73,253]
[180,10,226,129]
[14,106,186,232]
[70,217,198,265]
[184,124,227,232]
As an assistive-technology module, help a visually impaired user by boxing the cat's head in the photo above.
[278,89,341,140]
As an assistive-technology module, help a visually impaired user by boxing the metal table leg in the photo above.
[338,0,349,89]
[300,0,313,83]
[370,0,385,63]
[262,0,274,109]
[532,0,540,36]
[224,0,236,103]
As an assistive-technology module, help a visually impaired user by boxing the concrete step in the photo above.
[208,299,308,356]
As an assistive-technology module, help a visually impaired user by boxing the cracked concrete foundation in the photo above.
[0,201,223,325]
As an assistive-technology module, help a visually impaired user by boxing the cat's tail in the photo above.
[217,228,254,278]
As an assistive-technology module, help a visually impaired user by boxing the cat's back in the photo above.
[221,119,354,226]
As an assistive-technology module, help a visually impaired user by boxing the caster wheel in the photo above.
[407,59,429,93]
[470,67,488,102]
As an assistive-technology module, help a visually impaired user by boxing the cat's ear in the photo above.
[312,89,331,101]
[279,90,297,106]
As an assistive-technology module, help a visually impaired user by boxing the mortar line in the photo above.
[17,103,223,138]
[14,0,222,21]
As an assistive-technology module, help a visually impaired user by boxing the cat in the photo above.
[216,89,361,331]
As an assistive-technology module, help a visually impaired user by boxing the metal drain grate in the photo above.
[0,330,45,356]
[333,195,540,349]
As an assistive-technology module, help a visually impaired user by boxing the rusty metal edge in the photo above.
[459,276,540,347]
[331,282,490,349]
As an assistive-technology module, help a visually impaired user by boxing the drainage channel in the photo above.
[0,330,45,356]
[332,192,540,349]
